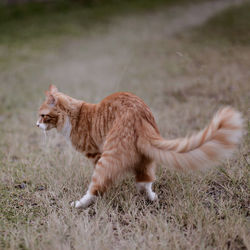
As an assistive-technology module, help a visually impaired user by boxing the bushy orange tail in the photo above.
[138,107,243,171]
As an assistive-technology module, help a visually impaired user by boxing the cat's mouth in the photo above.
[36,121,48,131]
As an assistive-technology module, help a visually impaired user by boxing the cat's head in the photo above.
[36,85,60,131]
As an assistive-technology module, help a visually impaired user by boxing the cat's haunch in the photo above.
[37,85,243,208]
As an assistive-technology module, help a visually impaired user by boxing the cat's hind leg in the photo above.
[135,157,158,201]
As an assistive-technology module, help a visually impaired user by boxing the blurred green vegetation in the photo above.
[191,2,250,45]
[0,0,201,45]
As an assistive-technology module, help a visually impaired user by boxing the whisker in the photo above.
[43,129,47,145]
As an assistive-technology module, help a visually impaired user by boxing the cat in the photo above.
[37,85,243,208]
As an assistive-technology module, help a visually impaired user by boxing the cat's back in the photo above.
[100,92,148,111]
[99,92,159,133]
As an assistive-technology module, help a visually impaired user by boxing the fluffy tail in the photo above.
[138,107,243,171]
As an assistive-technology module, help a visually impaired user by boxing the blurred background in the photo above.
[0,0,249,249]
[1,0,249,124]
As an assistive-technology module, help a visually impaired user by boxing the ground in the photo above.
[0,0,249,249]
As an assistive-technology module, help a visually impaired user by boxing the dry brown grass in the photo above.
[0,1,249,249]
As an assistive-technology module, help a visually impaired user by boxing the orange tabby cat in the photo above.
[37,85,243,208]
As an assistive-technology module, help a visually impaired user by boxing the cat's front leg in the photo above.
[71,153,101,208]
[71,150,123,208]
[71,189,96,208]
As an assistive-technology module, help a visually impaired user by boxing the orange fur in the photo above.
[37,85,243,207]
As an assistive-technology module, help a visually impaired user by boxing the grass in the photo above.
[0,0,250,249]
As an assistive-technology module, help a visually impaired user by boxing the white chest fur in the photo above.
[60,116,72,140]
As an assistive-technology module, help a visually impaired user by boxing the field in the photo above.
[0,0,249,249]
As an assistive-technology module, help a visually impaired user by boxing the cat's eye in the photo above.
[41,114,45,118]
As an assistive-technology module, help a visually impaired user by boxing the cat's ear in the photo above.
[47,94,57,107]
[45,85,58,107]
[49,84,58,94]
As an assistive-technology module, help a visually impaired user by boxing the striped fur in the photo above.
[137,107,243,171]
[37,85,243,208]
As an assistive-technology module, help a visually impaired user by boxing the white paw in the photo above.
[136,182,157,201]
[148,191,158,201]
[71,200,83,208]
[71,193,96,209]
